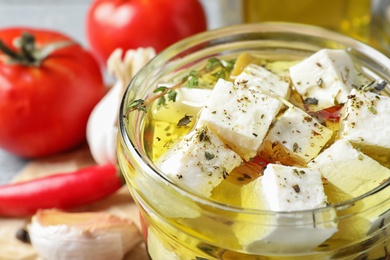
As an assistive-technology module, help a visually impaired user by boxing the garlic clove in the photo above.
[86,79,122,165]
[87,47,156,165]
[28,209,142,260]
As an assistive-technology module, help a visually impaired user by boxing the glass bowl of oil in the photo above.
[118,22,390,259]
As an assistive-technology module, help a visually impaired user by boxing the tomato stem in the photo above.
[18,32,36,63]
[0,40,19,59]
[0,31,74,66]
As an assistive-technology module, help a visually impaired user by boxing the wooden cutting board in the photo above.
[0,146,148,260]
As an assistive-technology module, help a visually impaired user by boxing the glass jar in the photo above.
[117,23,390,259]
[242,0,372,43]
[373,0,390,55]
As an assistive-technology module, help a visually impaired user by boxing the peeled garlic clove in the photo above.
[86,79,122,165]
[28,209,142,260]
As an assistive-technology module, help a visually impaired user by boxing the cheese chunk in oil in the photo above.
[309,139,390,240]
[199,78,284,161]
[235,63,291,99]
[290,49,358,111]
[340,89,390,157]
[234,164,337,254]
[156,126,242,198]
[261,106,333,165]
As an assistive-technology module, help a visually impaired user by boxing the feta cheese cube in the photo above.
[262,164,328,211]
[235,63,291,99]
[261,106,333,165]
[308,139,390,240]
[289,49,358,111]
[234,164,337,253]
[198,78,284,161]
[156,126,242,198]
[309,139,390,199]
[339,89,390,153]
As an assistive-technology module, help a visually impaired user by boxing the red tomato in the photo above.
[86,0,207,65]
[0,28,105,158]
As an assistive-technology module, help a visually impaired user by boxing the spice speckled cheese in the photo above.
[198,78,284,161]
[308,139,390,240]
[339,89,390,153]
[289,49,358,111]
[261,106,333,165]
[235,63,291,99]
[262,164,328,211]
[234,164,337,253]
[156,126,242,197]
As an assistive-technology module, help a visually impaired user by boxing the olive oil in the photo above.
[242,0,372,43]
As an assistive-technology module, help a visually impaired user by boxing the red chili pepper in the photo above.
[229,155,269,185]
[0,164,124,218]
[314,104,343,123]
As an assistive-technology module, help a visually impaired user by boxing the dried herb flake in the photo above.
[292,184,300,193]
[304,97,319,105]
[205,151,215,160]
[177,114,193,126]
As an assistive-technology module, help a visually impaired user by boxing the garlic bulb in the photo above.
[28,209,142,260]
[87,47,156,165]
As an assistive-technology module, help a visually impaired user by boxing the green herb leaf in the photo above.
[205,57,223,71]
[127,99,146,112]
[154,86,167,93]
[224,59,235,72]
[167,89,177,102]
[187,70,199,88]
[213,69,228,80]
[157,95,167,109]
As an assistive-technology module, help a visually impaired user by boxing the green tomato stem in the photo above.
[0,31,75,66]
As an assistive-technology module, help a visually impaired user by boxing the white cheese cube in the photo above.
[262,106,333,165]
[235,63,291,99]
[262,164,328,211]
[198,78,284,161]
[308,139,390,240]
[234,164,337,253]
[156,126,242,198]
[309,139,390,199]
[289,49,358,111]
[339,89,390,153]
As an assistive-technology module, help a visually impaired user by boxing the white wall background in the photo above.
[0,0,243,48]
